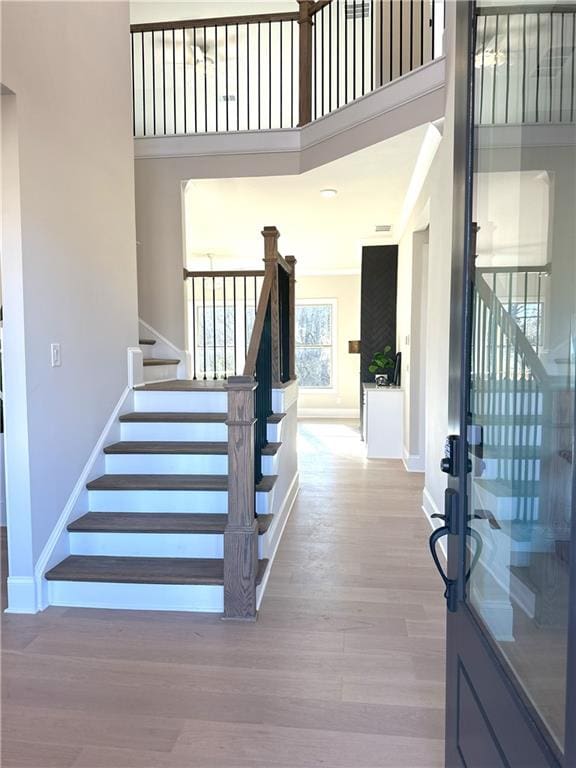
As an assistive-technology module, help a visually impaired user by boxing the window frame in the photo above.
[295,298,337,392]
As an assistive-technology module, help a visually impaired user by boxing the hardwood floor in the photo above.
[1,421,446,768]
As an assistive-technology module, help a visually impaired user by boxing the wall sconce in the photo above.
[348,340,361,354]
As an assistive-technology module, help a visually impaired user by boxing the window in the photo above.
[295,302,334,388]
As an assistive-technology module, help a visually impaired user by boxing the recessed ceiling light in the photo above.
[320,188,338,199]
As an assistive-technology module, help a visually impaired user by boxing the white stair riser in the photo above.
[47,581,223,612]
[120,421,281,442]
[143,365,179,383]
[134,390,228,413]
[105,453,276,475]
[69,531,266,559]
[473,487,539,521]
[472,392,543,415]
[481,458,540,482]
[88,488,271,514]
[482,425,542,446]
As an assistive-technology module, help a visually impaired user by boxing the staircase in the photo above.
[44,227,298,619]
[139,337,182,382]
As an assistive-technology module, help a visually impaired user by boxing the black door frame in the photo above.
[444,1,576,765]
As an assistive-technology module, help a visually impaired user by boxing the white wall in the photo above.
[296,274,361,417]
[1,1,139,610]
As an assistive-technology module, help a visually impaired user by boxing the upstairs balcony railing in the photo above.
[130,0,446,137]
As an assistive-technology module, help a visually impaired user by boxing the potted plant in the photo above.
[368,346,395,386]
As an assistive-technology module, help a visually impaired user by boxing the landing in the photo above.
[134,379,226,391]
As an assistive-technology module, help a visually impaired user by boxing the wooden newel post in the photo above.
[223,376,259,620]
[285,255,297,381]
[262,226,281,385]
[297,0,314,126]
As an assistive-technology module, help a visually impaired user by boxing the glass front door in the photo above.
[467,2,575,754]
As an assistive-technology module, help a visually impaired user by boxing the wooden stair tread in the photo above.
[139,338,156,346]
[267,412,286,424]
[143,358,180,367]
[104,440,280,456]
[86,474,277,492]
[68,512,273,535]
[45,556,268,586]
[135,380,226,392]
[119,412,228,423]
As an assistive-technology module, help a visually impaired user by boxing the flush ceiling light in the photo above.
[320,188,338,199]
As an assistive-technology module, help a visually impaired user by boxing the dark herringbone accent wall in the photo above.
[361,245,398,384]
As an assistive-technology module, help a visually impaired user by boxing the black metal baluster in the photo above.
[268,22,272,127]
[193,27,198,132]
[247,23,251,129]
[549,13,553,122]
[203,26,208,132]
[152,31,157,135]
[314,10,318,118]
[172,29,177,133]
[254,275,257,318]
[399,0,403,75]
[431,0,435,59]
[420,0,424,66]
[571,12,575,122]
[389,0,393,81]
[191,277,197,380]
[162,31,167,133]
[536,13,540,122]
[410,0,413,72]
[212,276,217,379]
[337,0,341,106]
[291,20,295,126]
[505,14,510,124]
[361,0,365,95]
[244,276,248,360]
[215,26,219,131]
[560,14,565,122]
[202,277,207,380]
[280,21,284,126]
[321,8,325,116]
[353,0,357,99]
[182,28,187,134]
[258,22,262,129]
[225,25,229,131]
[236,23,240,130]
[329,4,333,112]
[131,33,136,136]
[522,13,526,123]
[223,277,227,378]
[141,32,146,135]
[492,15,498,124]
[380,0,384,85]
[233,277,238,375]
[344,1,348,104]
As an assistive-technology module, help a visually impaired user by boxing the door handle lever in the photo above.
[428,525,457,612]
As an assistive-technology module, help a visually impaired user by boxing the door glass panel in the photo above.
[468,1,575,751]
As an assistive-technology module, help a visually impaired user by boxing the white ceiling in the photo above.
[184,124,430,274]
[130,1,295,25]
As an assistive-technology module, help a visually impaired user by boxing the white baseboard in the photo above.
[5,577,37,614]
[403,448,425,473]
[422,485,446,561]
[32,385,133,612]
[298,408,359,419]
[257,471,299,610]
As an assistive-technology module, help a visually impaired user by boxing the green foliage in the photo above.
[368,346,395,374]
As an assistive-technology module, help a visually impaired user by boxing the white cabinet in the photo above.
[362,384,404,459]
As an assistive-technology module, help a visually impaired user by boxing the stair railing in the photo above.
[130,1,445,137]
[473,264,550,523]
[223,226,296,619]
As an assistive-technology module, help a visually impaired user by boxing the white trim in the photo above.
[256,471,299,610]
[422,485,446,561]
[298,408,360,419]
[33,385,133,611]
[127,347,143,389]
[5,577,37,614]
[403,448,425,473]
